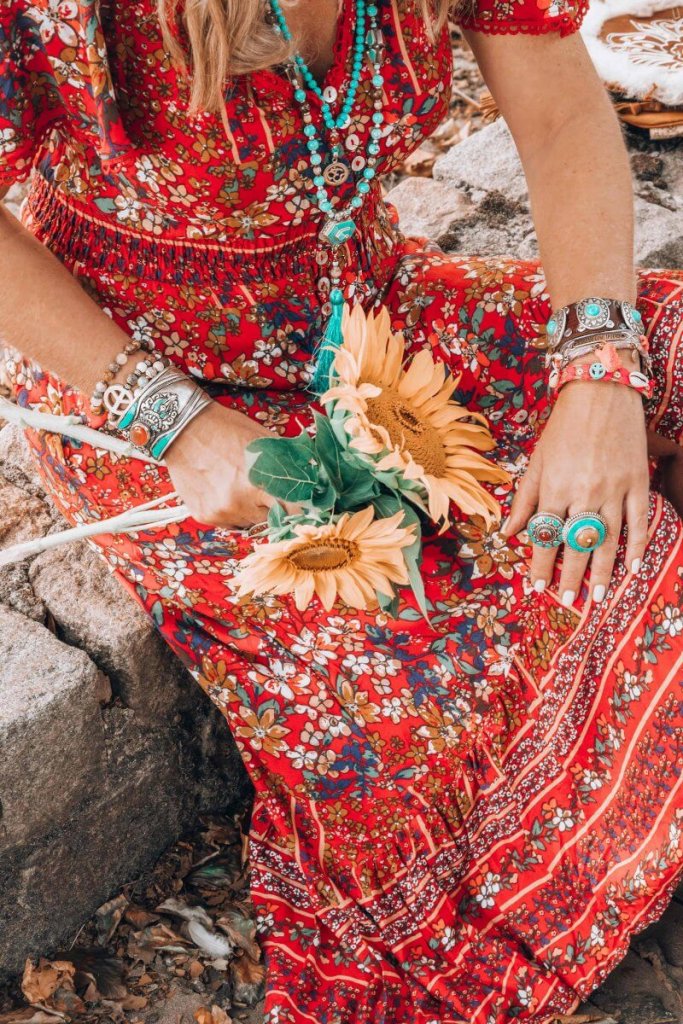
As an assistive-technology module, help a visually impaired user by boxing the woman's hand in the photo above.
[502,380,649,606]
[164,401,294,529]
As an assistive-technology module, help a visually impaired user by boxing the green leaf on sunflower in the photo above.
[267,501,286,531]
[312,473,337,514]
[377,590,400,618]
[313,413,378,509]
[373,498,430,624]
[247,435,320,504]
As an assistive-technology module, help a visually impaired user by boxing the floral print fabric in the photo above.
[3,1,683,1023]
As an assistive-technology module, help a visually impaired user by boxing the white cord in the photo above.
[0,396,161,463]
[0,397,185,564]
[0,495,190,566]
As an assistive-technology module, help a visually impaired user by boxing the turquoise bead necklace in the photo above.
[268,0,386,393]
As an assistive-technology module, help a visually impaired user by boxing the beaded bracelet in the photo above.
[103,354,171,428]
[90,338,154,416]
[548,343,654,400]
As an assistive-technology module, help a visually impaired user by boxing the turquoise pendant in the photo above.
[320,218,357,247]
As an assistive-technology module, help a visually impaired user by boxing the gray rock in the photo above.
[635,196,683,270]
[0,424,48,496]
[0,426,251,978]
[386,178,474,240]
[389,120,682,270]
[0,605,111,848]
[0,473,50,619]
[432,118,528,202]
[29,541,196,722]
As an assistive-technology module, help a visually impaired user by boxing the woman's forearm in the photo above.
[465,31,637,312]
[0,201,132,395]
[521,103,636,310]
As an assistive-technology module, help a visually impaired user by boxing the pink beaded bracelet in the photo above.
[548,342,654,401]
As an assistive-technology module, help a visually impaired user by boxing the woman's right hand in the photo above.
[164,400,292,529]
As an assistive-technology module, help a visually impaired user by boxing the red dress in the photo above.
[2,2,683,1022]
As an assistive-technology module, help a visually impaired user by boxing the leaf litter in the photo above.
[0,812,264,1024]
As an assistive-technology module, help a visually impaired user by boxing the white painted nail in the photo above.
[592,584,606,603]
[533,579,547,593]
[561,590,576,608]
[631,558,642,574]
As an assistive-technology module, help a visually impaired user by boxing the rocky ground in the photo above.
[1,29,682,1024]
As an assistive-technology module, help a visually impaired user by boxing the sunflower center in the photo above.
[288,538,360,573]
[365,388,447,476]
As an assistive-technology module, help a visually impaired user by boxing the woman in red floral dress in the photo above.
[1,0,683,1021]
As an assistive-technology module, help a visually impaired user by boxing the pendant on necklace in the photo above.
[323,160,351,186]
[320,218,357,246]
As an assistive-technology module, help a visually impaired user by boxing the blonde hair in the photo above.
[157,0,455,118]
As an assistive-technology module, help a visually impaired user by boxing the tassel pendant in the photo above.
[311,286,345,395]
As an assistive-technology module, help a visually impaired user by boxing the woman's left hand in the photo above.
[502,379,650,606]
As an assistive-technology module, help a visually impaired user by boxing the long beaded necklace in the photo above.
[268,0,386,393]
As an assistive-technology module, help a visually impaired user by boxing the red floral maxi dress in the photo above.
[2,0,683,1020]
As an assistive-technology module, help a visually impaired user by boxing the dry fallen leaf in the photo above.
[20,960,76,1006]
[216,906,261,962]
[95,895,129,946]
[127,923,190,964]
[123,905,160,930]
[0,1011,65,1024]
[230,955,266,1007]
[194,1007,232,1024]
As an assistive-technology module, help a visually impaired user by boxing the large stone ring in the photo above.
[562,512,608,553]
[527,512,565,548]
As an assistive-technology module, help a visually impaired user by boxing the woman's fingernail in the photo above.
[593,584,606,603]
[500,516,510,535]
[533,578,547,593]
[562,590,576,608]
[631,558,642,574]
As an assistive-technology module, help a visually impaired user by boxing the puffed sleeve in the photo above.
[453,0,588,36]
[0,0,136,189]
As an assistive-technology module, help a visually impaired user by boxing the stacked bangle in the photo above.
[112,366,213,461]
[103,353,171,429]
[543,296,654,403]
[91,338,155,416]
[546,331,652,375]
[546,298,644,351]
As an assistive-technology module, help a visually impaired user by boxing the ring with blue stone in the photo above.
[562,512,608,553]
[527,512,565,548]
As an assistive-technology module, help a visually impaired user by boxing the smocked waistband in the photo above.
[25,172,401,286]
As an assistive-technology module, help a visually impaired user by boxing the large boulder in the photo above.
[0,424,251,979]
[387,119,683,269]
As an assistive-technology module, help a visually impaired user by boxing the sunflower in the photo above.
[321,304,510,528]
[234,506,415,612]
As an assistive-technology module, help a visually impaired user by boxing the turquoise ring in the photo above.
[527,512,564,548]
[562,512,608,553]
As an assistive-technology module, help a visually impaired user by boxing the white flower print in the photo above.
[662,605,683,637]
[0,127,18,157]
[27,1,79,47]
[551,807,576,832]
[474,871,502,909]
[381,697,405,723]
